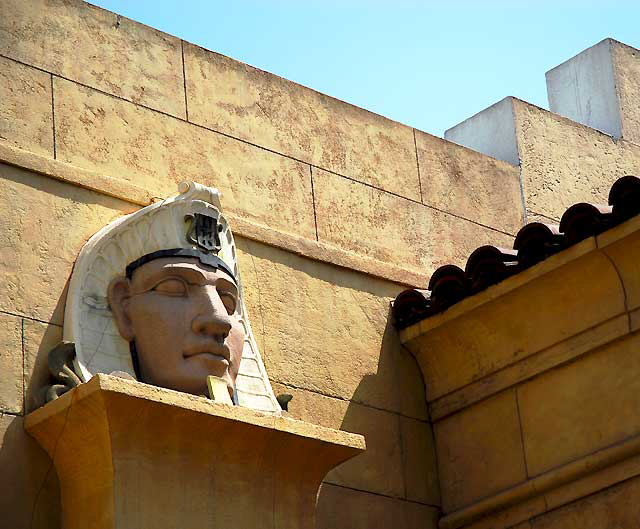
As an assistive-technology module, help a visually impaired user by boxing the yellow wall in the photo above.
[3,1,639,528]
[402,217,640,529]
[0,1,523,527]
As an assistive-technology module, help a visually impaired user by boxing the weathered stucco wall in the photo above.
[0,1,525,527]
[3,2,639,528]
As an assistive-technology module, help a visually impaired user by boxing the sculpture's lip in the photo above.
[183,343,231,362]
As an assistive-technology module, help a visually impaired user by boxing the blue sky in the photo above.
[91,1,640,137]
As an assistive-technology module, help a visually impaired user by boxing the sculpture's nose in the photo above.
[191,285,232,338]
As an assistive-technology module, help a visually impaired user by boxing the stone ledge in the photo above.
[439,432,640,529]
[25,374,365,449]
[0,142,427,288]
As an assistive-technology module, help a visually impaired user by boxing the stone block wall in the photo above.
[3,2,638,528]
[401,217,640,528]
[0,1,523,527]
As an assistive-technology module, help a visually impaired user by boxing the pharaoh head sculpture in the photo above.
[63,182,280,413]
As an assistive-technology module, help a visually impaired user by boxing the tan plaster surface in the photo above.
[0,141,153,206]
[0,141,429,287]
[0,412,60,529]
[53,77,317,240]
[0,56,53,157]
[313,167,513,275]
[401,415,441,506]
[316,483,439,529]
[0,313,23,414]
[0,162,134,324]
[23,320,62,414]
[614,41,640,146]
[518,333,640,476]
[0,0,186,117]
[183,43,421,200]
[513,99,640,220]
[434,389,527,513]
[415,131,523,234]
[531,474,640,529]
[270,383,407,499]
[325,402,404,498]
[236,237,428,420]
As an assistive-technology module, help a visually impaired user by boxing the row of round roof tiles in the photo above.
[393,175,640,330]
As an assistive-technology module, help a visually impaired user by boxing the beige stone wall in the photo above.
[402,216,640,529]
[0,1,527,527]
[5,2,638,528]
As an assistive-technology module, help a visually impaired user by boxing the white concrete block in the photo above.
[546,38,622,138]
[444,98,519,166]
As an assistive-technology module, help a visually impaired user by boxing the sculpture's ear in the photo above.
[108,276,134,341]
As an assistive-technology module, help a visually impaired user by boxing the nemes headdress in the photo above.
[64,182,280,413]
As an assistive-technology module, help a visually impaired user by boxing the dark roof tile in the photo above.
[392,175,640,330]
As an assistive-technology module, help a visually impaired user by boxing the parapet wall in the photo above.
[1,2,640,528]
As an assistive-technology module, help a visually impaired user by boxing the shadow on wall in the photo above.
[14,231,436,529]
[7,284,69,529]
[235,235,439,527]
[314,313,440,527]
[0,413,60,529]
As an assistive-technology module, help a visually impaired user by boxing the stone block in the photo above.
[53,78,316,240]
[0,413,60,529]
[546,39,640,146]
[512,99,640,220]
[183,43,421,200]
[0,56,53,157]
[443,96,640,221]
[0,0,185,117]
[270,383,406,499]
[546,39,623,138]
[614,41,640,145]
[313,167,513,275]
[415,131,523,234]
[235,237,428,421]
[401,416,440,506]
[25,374,363,529]
[316,483,439,529]
[598,216,640,311]
[444,98,519,166]
[531,474,640,529]
[429,312,629,421]
[23,320,63,414]
[0,162,135,323]
[0,313,23,414]
[434,389,526,512]
[518,333,640,476]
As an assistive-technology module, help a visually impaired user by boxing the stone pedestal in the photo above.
[25,374,365,529]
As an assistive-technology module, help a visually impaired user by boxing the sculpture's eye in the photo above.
[218,289,237,315]
[151,278,188,296]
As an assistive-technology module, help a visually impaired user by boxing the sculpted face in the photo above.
[108,257,244,398]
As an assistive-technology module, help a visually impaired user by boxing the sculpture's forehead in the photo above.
[130,257,235,286]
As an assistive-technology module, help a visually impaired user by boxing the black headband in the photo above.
[125,248,237,284]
